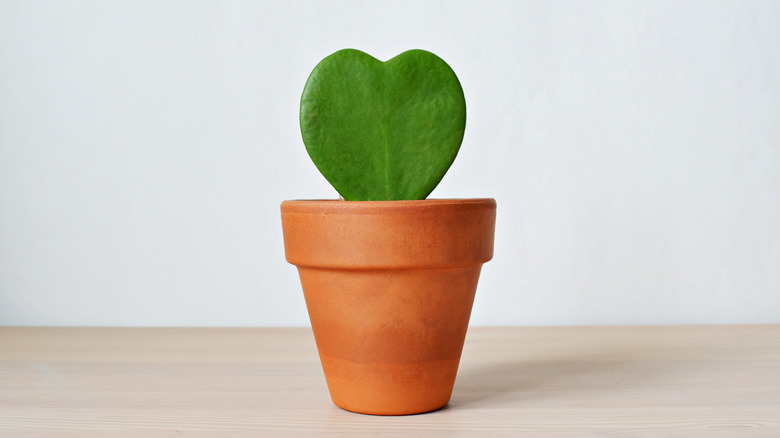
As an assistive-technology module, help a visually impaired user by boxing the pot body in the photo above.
[281,199,496,415]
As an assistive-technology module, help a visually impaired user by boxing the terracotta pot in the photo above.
[280,198,496,415]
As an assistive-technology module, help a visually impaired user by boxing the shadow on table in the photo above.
[448,342,694,409]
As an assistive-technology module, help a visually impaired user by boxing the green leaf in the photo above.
[299,49,466,201]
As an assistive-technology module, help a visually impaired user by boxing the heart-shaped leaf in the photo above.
[300,49,466,201]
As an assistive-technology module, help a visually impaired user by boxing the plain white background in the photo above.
[1,1,778,326]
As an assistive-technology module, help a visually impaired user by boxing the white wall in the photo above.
[1,0,778,326]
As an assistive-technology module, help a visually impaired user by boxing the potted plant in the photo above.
[281,49,496,415]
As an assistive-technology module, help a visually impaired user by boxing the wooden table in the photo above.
[1,326,779,437]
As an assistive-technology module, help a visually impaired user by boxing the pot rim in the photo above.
[281,198,495,212]
[281,198,496,269]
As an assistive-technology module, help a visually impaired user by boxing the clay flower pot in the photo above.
[281,198,496,415]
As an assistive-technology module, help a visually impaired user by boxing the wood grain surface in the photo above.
[1,325,779,437]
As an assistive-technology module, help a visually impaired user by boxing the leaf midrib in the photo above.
[379,62,391,200]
